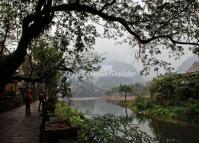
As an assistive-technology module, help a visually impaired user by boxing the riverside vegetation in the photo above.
[124,97,199,124]
[55,101,154,143]
[122,72,199,124]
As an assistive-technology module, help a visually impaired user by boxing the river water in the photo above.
[70,98,199,143]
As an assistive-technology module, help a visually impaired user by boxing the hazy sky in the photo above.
[94,37,195,81]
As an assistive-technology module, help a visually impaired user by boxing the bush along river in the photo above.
[70,98,199,143]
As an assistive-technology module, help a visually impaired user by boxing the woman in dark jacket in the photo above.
[38,92,46,112]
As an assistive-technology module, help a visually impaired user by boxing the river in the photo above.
[70,98,199,143]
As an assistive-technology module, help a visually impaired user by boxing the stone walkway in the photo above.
[0,101,41,143]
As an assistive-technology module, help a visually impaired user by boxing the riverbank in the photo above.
[72,96,136,101]
[55,101,153,143]
[100,95,136,101]
[65,98,199,142]
[120,97,199,124]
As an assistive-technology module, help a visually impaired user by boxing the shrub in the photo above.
[135,96,151,111]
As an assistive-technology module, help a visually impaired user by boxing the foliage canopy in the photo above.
[1,0,199,92]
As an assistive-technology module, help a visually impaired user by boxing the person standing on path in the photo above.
[25,87,33,117]
[38,92,46,112]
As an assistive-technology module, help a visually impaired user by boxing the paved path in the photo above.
[0,101,41,143]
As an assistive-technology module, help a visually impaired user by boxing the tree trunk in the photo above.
[0,36,29,94]
[125,92,127,102]
[125,107,128,120]
[0,9,54,95]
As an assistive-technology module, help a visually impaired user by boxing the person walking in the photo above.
[38,92,45,112]
[25,88,33,117]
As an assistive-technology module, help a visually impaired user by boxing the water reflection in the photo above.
[72,99,132,116]
[71,99,199,143]
[149,119,199,143]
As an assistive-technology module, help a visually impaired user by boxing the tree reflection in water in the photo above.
[72,99,199,143]
[148,119,199,143]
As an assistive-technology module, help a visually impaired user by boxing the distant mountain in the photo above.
[187,61,199,73]
[71,60,145,97]
[176,55,199,73]
[96,76,145,88]
[102,60,137,73]
[95,60,145,88]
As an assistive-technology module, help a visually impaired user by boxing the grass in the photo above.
[121,97,199,124]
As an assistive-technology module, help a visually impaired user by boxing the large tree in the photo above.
[0,0,199,94]
[16,37,103,98]
[18,38,102,82]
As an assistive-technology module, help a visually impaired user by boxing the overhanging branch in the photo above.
[99,0,116,12]
[11,73,55,82]
[49,3,199,46]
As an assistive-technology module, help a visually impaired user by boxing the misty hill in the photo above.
[73,60,145,97]
[187,61,199,73]
[96,60,145,88]
[102,60,137,72]
[96,76,145,88]
[176,55,199,73]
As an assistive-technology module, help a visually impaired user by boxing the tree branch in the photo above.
[11,74,54,82]
[36,0,46,12]
[50,3,199,46]
[27,51,34,79]
[99,0,116,12]
[0,26,9,56]
[152,2,192,37]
